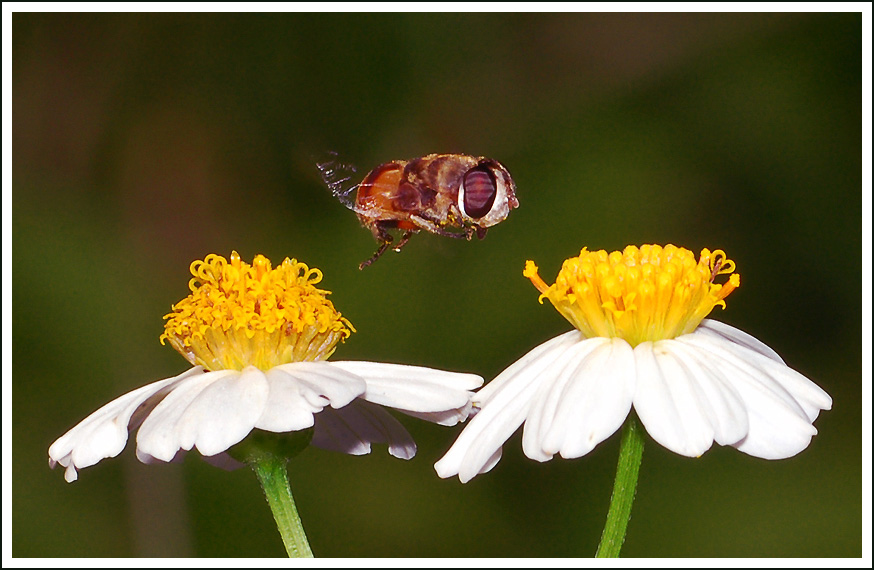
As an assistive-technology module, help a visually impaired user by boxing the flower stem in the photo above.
[595,414,645,557]
[251,455,314,558]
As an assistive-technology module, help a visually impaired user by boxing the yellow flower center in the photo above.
[160,251,354,371]
[524,244,739,346]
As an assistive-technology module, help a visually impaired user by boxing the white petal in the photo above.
[137,369,238,461]
[698,319,785,364]
[398,402,474,427]
[62,464,78,483]
[480,448,502,474]
[633,342,716,457]
[536,338,635,460]
[136,447,184,465]
[48,367,203,482]
[680,329,831,422]
[474,330,582,405]
[311,400,416,459]
[254,368,322,433]
[521,337,607,461]
[328,361,483,412]
[434,331,581,483]
[733,404,818,459]
[762,362,833,422]
[175,366,270,457]
[273,362,366,410]
[677,330,828,459]
[659,340,750,447]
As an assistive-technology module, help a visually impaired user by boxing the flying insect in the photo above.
[318,153,519,269]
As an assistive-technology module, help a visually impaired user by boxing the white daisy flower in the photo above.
[435,244,832,483]
[49,252,482,483]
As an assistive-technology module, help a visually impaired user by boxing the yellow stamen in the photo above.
[523,260,549,295]
[160,251,354,371]
[525,244,740,346]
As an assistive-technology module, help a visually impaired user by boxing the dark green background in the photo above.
[13,12,861,557]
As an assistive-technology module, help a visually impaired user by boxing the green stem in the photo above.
[251,455,314,558]
[595,414,645,557]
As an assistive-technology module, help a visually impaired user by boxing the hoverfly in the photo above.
[318,153,519,269]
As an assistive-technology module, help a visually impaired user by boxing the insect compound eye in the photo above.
[460,166,498,219]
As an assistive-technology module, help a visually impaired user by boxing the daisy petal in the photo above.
[537,338,635,460]
[474,330,582,405]
[660,340,749,446]
[521,337,609,460]
[481,448,502,474]
[137,370,238,461]
[328,361,483,412]
[274,362,366,410]
[48,367,203,482]
[136,447,184,465]
[633,342,716,457]
[759,360,833,422]
[176,366,270,457]
[732,402,818,459]
[254,368,323,433]
[678,331,826,459]
[434,331,581,482]
[521,340,602,461]
[399,403,474,427]
[680,330,831,422]
[311,400,416,459]
[697,319,785,364]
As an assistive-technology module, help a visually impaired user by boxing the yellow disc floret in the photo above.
[524,244,739,346]
[161,251,354,371]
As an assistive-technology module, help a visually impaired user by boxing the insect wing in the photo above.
[315,151,359,211]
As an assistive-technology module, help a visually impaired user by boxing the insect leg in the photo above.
[393,230,415,252]
[360,223,395,270]
[359,241,393,270]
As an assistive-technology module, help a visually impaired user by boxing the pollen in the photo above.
[160,251,354,371]
[525,244,739,346]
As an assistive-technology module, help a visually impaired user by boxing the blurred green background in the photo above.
[13,12,861,558]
